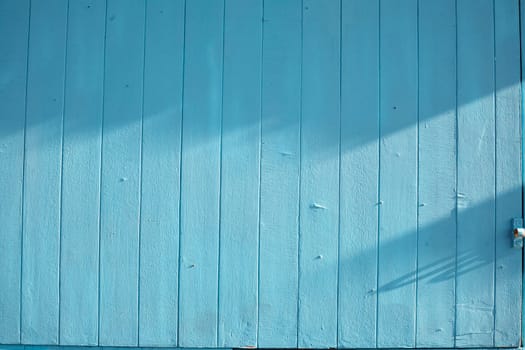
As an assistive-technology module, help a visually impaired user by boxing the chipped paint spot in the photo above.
[279,150,293,157]
[456,192,469,208]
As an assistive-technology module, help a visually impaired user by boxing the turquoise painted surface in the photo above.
[0,0,522,348]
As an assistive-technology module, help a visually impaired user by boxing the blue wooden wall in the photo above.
[0,0,523,348]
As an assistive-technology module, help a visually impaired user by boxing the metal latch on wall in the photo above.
[512,218,525,248]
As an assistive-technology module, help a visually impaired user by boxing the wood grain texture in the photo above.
[178,0,223,346]
[298,0,340,347]
[99,0,145,345]
[59,0,105,345]
[0,0,29,344]
[21,0,68,344]
[0,2,522,348]
[338,0,379,347]
[218,0,262,347]
[139,0,184,346]
[258,0,301,347]
[416,0,457,347]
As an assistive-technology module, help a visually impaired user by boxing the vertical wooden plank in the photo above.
[456,0,495,347]
[298,0,340,347]
[99,0,145,345]
[21,0,68,344]
[494,0,522,346]
[0,0,29,344]
[258,0,301,347]
[179,0,223,346]
[138,0,184,346]
[416,0,457,347]
[338,0,379,347]
[377,0,418,347]
[59,0,105,345]
[218,0,261,347]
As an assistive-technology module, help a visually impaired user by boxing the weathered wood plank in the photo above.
[338,0,379,347]
[377,0,418,347]
[258,0,301,347]
[21,0,68,344]
[59,0,105,345]
[298,0,340,347]
[494,0,522,346]
[456,0,496,347]
[416,0,457,347]
[0,0,29,344]
[218,0,262,347]
[139,0,184,346]
[99,0,145,345]
[178,0,223,346]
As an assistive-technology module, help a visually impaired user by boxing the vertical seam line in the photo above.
[97,0,109,344]
[296,0,304,346]
[57,0,70,343]
[415,0,420,347]
[336,0,342,347]
[517,0,525,347]
[492,0,497,346]
[176,0,187,346]
[19,0,32,342]
[375,0,381,347]
[453,0,459,346]
[256,0,265,346]
[216,0,226,346]
[137,0,148,345]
